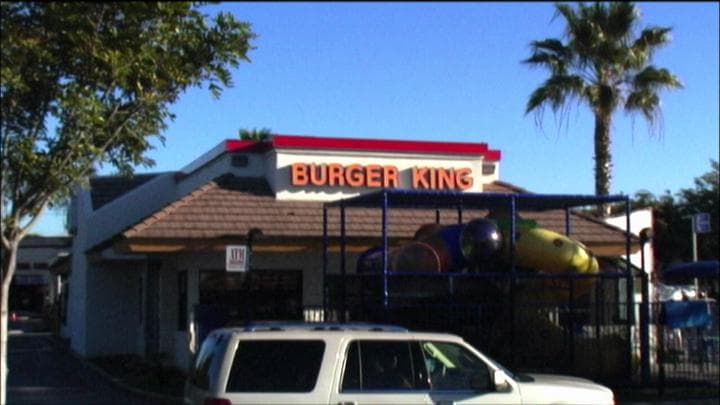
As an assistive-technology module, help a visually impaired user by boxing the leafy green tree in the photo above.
[239,127,273,141]
[0,2,256,401]
[630,160,719,268]
[523,2,682,214]
[675,160,719,262]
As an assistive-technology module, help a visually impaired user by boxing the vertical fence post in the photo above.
[657,309,665,397]
[510,196,517,368]
[322,206,328,321]
[640,250,651,384]
[382,191,389,310]
[569,277,575,373]
[340,201,347,322]
[625,197,635,379]
[594,275,602,381]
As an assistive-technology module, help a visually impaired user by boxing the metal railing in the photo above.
[650,301,719,387]
[322,273,719,387]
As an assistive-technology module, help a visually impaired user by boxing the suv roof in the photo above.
[217,321,410,333]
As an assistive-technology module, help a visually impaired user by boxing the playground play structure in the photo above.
[320,189,719,386]
[321,188,633,305]
[321,189,649,383]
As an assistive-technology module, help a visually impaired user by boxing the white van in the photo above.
[185,322,614,405]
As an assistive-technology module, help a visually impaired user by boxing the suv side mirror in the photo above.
[493,370,512,393]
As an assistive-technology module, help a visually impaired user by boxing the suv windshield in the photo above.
[421,341,492,390]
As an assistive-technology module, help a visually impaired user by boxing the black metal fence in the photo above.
[651,301,719,387]
[322,272,719,388]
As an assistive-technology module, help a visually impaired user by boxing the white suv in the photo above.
[184,322,614,405]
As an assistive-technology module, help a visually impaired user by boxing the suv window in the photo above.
[190,333,230,389]
[421,341,491,391]
[226,340,325,392]
[341,340,427,391]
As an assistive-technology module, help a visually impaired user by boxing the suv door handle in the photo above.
[338,402,357,405]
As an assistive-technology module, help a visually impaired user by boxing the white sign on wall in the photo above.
[226,245,248,272]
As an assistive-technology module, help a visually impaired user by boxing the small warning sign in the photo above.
[226,245,248,272]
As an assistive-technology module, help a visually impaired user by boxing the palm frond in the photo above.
[525,74,586,115]
[523,39,571,75]
[526,2,681,142]
[629,27,672,68]
[625,89,662,133]
[606,2,637,41]
[238,127,272,141]
[633,66,683,91]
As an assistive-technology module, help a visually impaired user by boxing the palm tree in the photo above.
[523,2,682,215]
[239,127,272,141]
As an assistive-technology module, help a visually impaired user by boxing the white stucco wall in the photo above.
[84,260,144,356]
[605,209,655,274]
[177,151,267,196]
[85,172,177,251]
[65,186,92,354]
[66,183,148,357]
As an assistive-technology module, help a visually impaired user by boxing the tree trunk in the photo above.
[594,112,613,216]
[1,240,18,405]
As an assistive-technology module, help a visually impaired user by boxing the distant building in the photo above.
[12,236,70,314]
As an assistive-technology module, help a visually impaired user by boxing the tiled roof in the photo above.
[483,180,529,193]
[120,174,632,250]
[90,173,161,210]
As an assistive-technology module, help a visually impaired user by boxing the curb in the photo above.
[47,335,184,404]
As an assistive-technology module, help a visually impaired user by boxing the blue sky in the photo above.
[35,2,719,235]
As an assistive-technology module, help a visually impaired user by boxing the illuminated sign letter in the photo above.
[292,162,473,191]
[366,165,382,187]
[292,163,309,186]
[437,168,455,189]
[456,168,473,190]
[328,163,345,186]
[384,166,399,188]
[309,164,327,186]
[346,164,364,187]
[413,167,429,189]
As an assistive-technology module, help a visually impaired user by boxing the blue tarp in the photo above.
[662,300,713,329]
[663,261,719,281]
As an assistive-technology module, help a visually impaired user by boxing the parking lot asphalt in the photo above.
[7,332,179,405]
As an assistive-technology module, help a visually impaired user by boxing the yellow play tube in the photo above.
[510,227,599,274]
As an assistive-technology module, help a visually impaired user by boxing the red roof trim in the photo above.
[225,135,501,161]
[224,139,273,153]
[482,149,501,161]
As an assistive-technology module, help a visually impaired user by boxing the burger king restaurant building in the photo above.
[62,135,636,370]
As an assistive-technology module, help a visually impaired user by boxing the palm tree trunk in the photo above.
[594,112,613,216]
